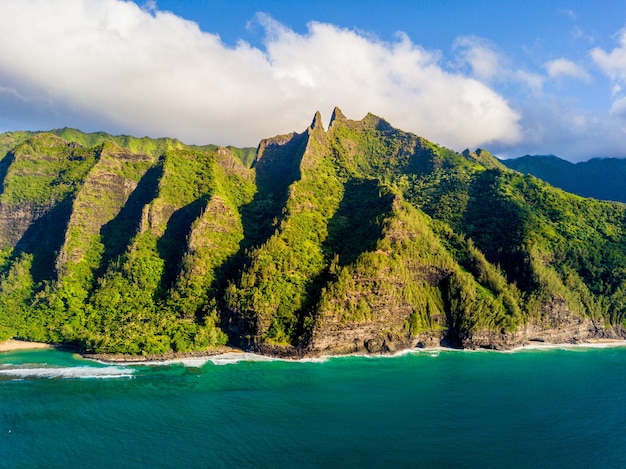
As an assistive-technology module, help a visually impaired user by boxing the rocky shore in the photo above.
[83,345,241,363]
[86,320,626,363]
[5,308,626,363]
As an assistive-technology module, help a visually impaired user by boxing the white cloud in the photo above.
[558,9,576,20]
[591,30,626,80]
[488,94,626,161]
[453,36,545,92]
[610,95,626,120]
[141,0,157,13]
[453,36,505,82]
[591,29,626,137]
[514,71,545,92]
[545,58,591,82]
[0,0,521,149]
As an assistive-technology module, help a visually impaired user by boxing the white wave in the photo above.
[507,340,626,353]
[121,357,213,368]
[97,352,278,367]
[0,365,134,380]
[208,352,276,366]
[298,356,331,363]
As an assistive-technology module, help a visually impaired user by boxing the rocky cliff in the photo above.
[1,111,626,356]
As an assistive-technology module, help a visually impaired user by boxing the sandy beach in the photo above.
[0,339,52,353]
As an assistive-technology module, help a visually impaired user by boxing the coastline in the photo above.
[508,338,626,352]
[4,337,626,364]
[83,344,245,365]
[84,338,626,366]
[0,339,53,353]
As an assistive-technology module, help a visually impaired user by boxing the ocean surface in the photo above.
[1,346,626,468]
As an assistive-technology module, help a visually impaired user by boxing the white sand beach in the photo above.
[0,339,52,352]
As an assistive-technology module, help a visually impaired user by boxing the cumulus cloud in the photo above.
[591,29,626,132]
[449,28,626,160]
[453,36,505,82]
[513,70,545,92]
[545,58,591,82]
[0,0,521,149]
[591,30,626,81]
[488,93,626,162]
[453,36,545,92]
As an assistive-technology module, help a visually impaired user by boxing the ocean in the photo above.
[1,346,626,468]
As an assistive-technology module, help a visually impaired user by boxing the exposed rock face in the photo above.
[462,301,626,351]
[57,146,154,272]
[309,324,415,356]
[0,202,49,249]
[2,114,626,357]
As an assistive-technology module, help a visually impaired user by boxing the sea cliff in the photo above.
[2,111,626,358]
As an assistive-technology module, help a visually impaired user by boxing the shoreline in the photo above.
[0,339,53,353]
[3,337,626,364]
[85,338,626,366]
[508,338,626,352]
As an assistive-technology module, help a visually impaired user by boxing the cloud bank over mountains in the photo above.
[0,0,625,160]
[0,0,520,149]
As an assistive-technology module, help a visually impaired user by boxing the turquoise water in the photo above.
[2,347,626,468]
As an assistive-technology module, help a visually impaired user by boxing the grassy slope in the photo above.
[1,118,626,352]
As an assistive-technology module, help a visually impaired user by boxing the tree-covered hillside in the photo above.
[502,154,626,203]
[0,111,625,356]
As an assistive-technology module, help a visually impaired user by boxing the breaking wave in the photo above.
[207,352,275,366]
[0,364,134,380]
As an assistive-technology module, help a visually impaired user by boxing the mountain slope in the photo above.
[502,154,626,203]
[0,114,625,355]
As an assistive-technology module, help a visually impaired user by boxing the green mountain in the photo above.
[502,154,626,203]
[1,110,625,357]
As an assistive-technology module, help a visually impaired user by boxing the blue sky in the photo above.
[1,0,626,161]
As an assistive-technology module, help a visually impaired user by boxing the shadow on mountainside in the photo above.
[13,198,74,284]
[219,132,308,346]
[0,151,14,196]
[324,179,395,266]
[462,169,536,292]
[97,165,162,278]
[240,132,308,249]
[157,196,209,291]
[292,178,396,347]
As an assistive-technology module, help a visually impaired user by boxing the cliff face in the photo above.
[1,112,626,355]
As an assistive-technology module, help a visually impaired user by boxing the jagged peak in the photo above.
[462,148,505,170]
[361,112,393,131]
[310,111,325,131]
[329,106,347,127]
[327,109,395,133]
[462,148,474,158]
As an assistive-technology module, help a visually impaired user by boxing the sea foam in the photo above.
[104,352,277,367]
[0,365,134,380]
[207,352,275,365]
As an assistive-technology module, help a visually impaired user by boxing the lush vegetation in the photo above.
[1,111,626,355]
[502,153,626,203]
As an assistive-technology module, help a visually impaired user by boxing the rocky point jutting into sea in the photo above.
[1,108,626,359]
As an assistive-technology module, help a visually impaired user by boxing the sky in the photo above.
[1,1,626,161]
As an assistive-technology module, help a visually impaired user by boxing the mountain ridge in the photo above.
[502,154,626,203]
[1,111,625,357]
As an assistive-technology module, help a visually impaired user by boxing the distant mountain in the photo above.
[1,112,625,358]
[501,154,626,203]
